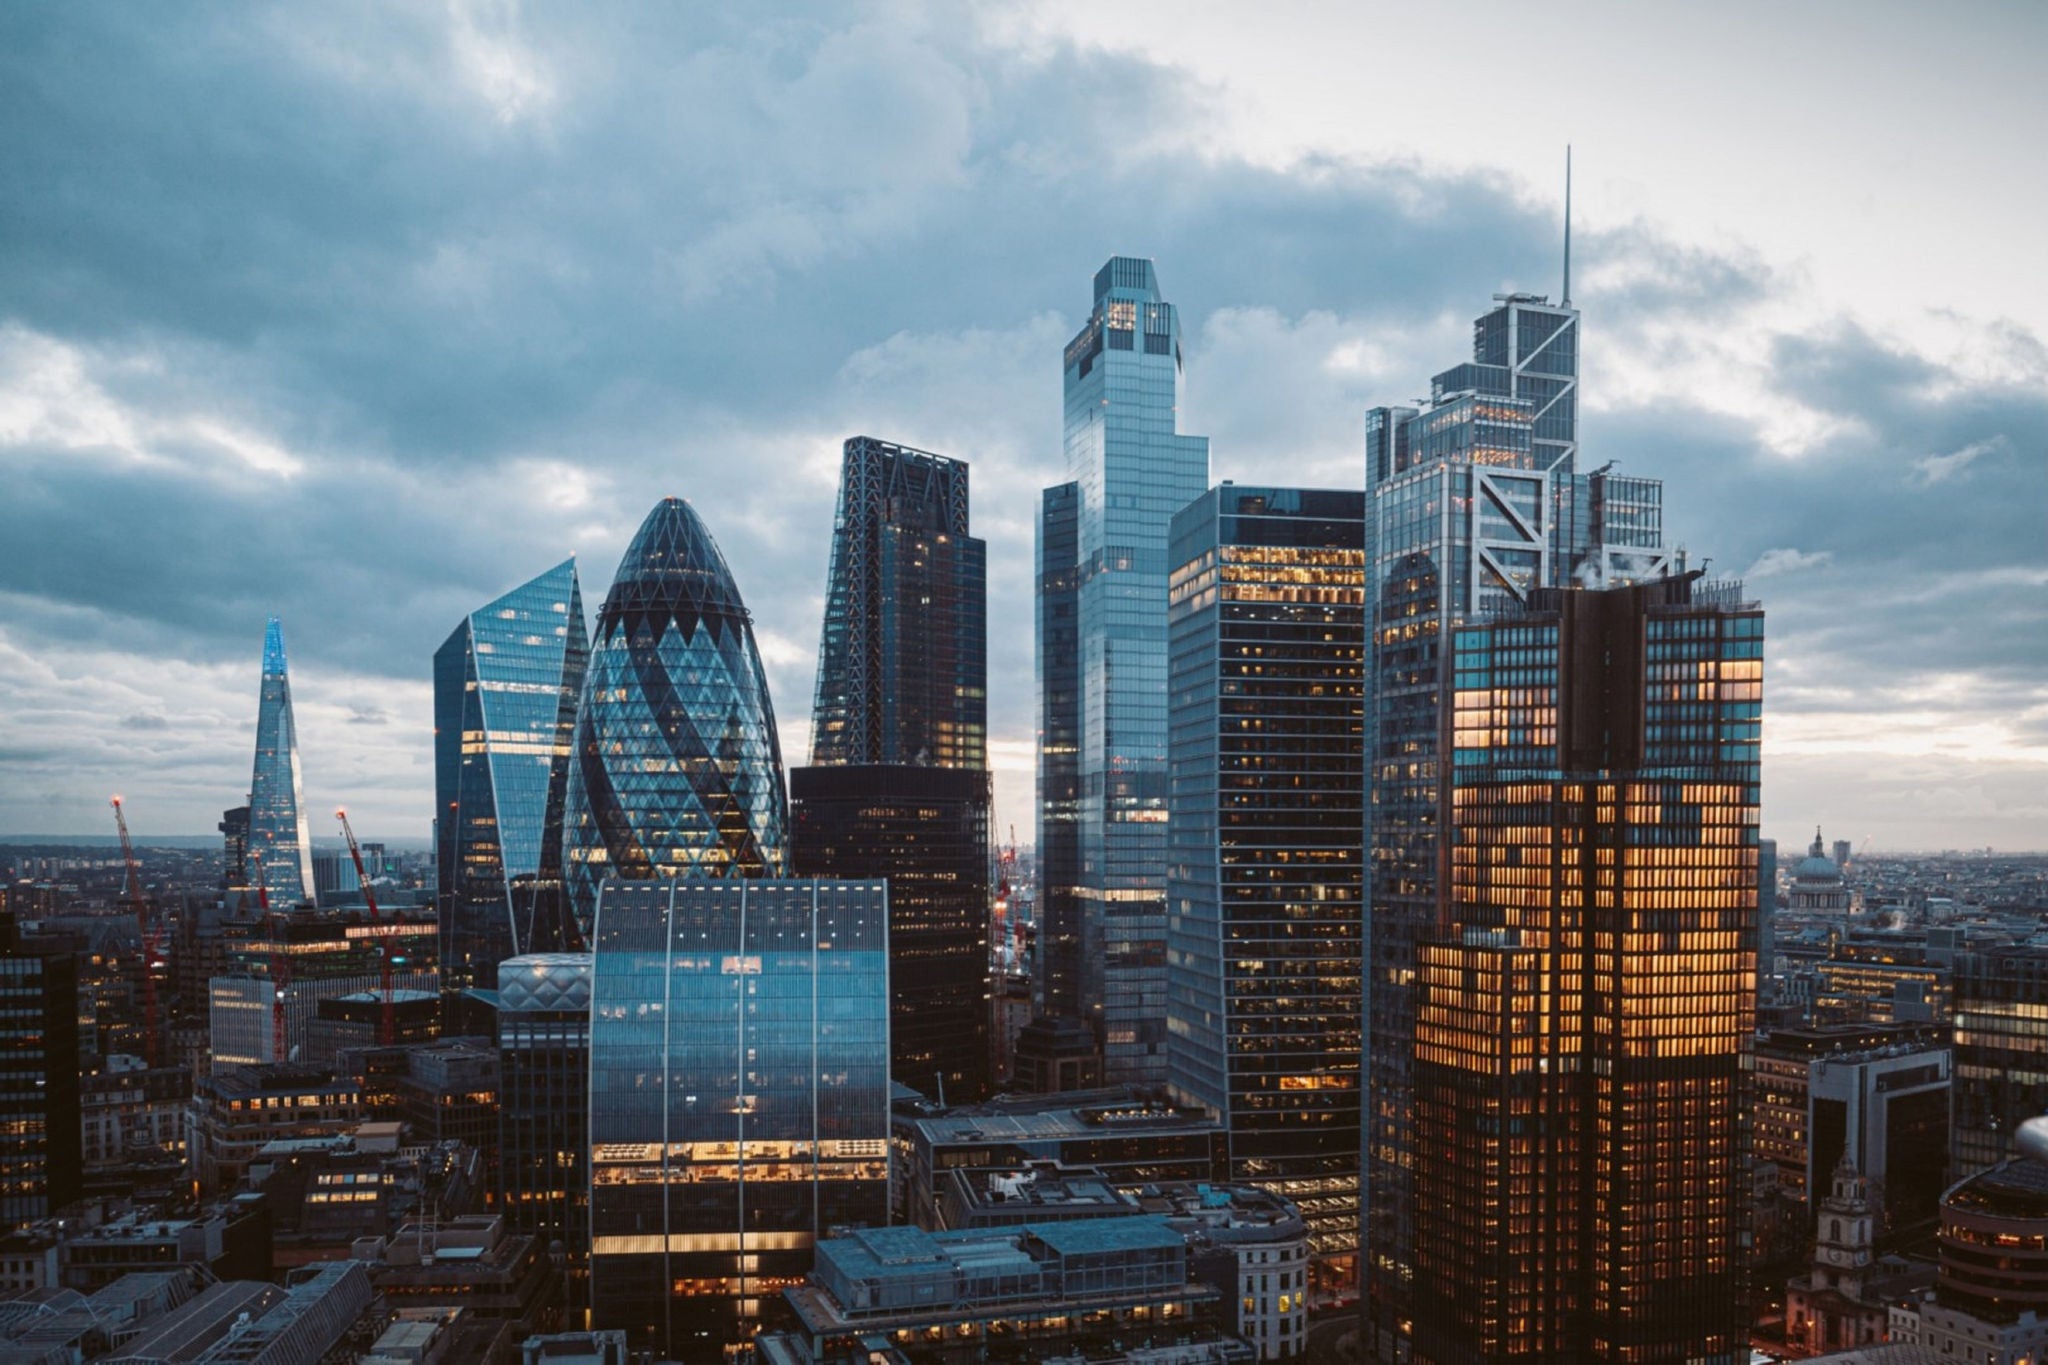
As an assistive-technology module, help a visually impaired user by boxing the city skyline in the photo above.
[3,6,2044,852]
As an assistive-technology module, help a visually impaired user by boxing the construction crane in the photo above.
[110,796,164,1067]
[336,809,398,1046]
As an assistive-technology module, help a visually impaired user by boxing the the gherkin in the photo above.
[562,498,788,939]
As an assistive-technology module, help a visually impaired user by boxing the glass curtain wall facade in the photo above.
[434,560,589,1010]
[795,435,992,1102]
[1042,256,1209,1086]
[562,499,789,941]
[0,936,80,1230]
[808,436,986,770]
[1952,946,2048,1180]
[1408,574,1761,1364]
[1361,291,1671,1358]
[1036,482,1084,1022]
[247,616,316,907]
[587,879,889,1361]
[497,952,593,1308]
[790,765,991,1103]
[1164,485,1366,1298]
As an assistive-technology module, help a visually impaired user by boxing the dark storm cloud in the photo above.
[0,3,2040,840]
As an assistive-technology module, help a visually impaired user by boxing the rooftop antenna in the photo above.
[1562,144,1573,307]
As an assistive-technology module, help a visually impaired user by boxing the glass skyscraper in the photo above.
[1039,256,1209,1086]
[562,498,789,940]
[586,879,890,1360]
[1361,290,1671,1358]
[809,436,986,770]
[0,918,80,1230]
[1036,480,1084,1023]
[434,560,589,1008]
[1410,573,1760,1363]
[791,764,991,1103]
[1164,485,1366,1298]
[793,435,992,1103]
[247,615,316,907]
[497,952,592,1307]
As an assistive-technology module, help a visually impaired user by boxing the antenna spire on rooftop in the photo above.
[1562,144,1573,307]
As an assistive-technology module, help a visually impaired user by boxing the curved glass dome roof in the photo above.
[561,498,789,938]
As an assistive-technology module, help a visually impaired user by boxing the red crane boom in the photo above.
[335,809,397,1046]
[110,796,162,1067]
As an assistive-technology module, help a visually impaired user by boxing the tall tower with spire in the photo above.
[246,616,316,907]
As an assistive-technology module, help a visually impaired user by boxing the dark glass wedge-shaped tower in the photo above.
[434,559,589,1005]
[1039,257,1209,1087]
[809,436,986,769]
[793,435,992,1103]
[247,616,316,907]
[562,499,788,939]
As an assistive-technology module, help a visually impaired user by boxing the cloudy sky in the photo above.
[2,2,2042,851]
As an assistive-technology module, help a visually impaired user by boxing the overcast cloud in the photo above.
[2,2,2042,850]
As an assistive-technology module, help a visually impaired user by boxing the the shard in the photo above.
[247,616,316,907]
[561,498,788,938]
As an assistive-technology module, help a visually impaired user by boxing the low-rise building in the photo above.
[769,1218,1236,1365]
[895,1091,1226,1233]
[188,1065,364,1194]
[54,1197,271,1291]
[357,1215,560,1335]
[1887,1137,2048,1365]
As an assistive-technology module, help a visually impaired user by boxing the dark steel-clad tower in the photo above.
[1409,572,1761,1364]
[809,436,986,769]
[1165,484,1367,1300]
[562,498,788,939]
[434,559,588,1009]
[792,436,992,1102]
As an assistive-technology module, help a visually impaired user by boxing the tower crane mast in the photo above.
[110,796,163,1067]
[336,809,398,1046]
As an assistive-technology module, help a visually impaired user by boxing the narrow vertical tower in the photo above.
[1165,484,1367,1299]
[247,616,316,907]
[434,559,589,1009]
[793,437,992,1102]
[1043,256,1209,1087]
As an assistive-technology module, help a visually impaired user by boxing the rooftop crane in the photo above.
[336,809,398,1046]
[110,796,164,1067]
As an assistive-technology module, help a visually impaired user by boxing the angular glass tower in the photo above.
[1165,485,1367,1299]
[1410,573,1761,1363]
[587,879,890,1359]
[809,436,986,769]
[1361,292,1671,1359]
[561,499,789,939]
[434,560,589,1004]
[247,616,316,907]
[793,435,992,1103]
[1040,256,1209,1087]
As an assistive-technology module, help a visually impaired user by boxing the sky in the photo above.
[2,2,2043,851]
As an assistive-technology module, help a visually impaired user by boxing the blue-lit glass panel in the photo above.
[435,560,588,997]
[587,879,889,1357]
